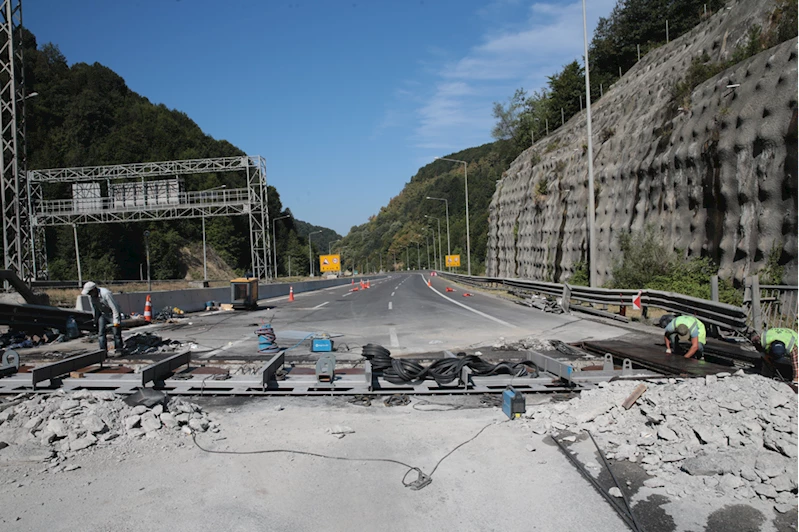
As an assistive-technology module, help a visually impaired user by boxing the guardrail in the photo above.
[437,271,750,332]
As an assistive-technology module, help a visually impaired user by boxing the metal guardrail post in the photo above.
[561,284,571,312]
[710,275,719,302]
[750,275,763,332]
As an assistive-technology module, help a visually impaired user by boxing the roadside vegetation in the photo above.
[23,31,335,281]
[609,226,742,306]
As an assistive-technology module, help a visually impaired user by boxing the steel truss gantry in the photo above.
[29,156,272,280]
[0,0,32,282]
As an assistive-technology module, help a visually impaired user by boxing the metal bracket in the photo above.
[316,353,336,383]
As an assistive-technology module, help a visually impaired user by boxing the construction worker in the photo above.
[664,315,706,359]
[751,328,798,384]
[81,281,124,354]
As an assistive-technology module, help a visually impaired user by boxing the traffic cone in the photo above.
[446,287,455,292]
[144,295,152,322]
[288,286,295,302]
[463,292,473,297]
[360,280,365,289]
[366,280,371,289]
[427,278,431,287]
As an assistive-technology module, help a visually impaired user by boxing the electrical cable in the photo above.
[191,419,506,491]
[361,344,539,384]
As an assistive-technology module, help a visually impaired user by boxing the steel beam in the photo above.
[141,351,191,386]
[31,350,105,388]
[260,352,284,389]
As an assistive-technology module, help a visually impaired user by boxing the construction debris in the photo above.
[523,373,798,513]
[123,332,182,356]
[0,391,219,470]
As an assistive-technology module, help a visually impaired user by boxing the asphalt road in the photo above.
[151,272,628,361]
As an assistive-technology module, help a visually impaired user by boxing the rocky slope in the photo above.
[487,0,796,285]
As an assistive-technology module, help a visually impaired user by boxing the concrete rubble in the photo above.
[0,390,219,472]
[522,373,798,514]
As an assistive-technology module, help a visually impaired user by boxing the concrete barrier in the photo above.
[78,276,387,316]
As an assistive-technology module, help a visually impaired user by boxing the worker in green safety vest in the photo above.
[664,315,706,360]
[750,328,798,384]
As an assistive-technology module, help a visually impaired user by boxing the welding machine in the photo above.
[311,333,334,352]
[502,386,526,419]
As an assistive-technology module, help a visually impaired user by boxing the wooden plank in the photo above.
[621,384,647,410]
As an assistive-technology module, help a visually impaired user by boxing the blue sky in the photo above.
[25,0,615,235]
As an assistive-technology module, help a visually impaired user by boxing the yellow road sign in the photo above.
[445,254,461,267]
[319,254,341,272]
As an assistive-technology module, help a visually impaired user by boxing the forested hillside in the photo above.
[343,140,520,273]
[21,30,331,280]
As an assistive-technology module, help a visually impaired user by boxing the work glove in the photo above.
[665,348,671,354]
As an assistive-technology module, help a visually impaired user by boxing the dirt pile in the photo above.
[0,391,220,472]
[524,373,798,513]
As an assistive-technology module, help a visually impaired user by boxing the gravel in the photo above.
[523,373,798,514]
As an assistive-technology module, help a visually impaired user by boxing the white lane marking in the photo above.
[199,337,250,359]
[342,292,352,297]
[312,301,329,309]
[418,274,517,329]
[388,301,393,310]
[391,291,395,297]
[389,327,399,348]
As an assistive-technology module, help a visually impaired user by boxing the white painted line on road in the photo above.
[418,274,517,329]
[342,292,352,297]
[199,337,250,359]
[312,301,329,309]
[388,301,393,310]
[391,291,395,296]
[389,327,399,348]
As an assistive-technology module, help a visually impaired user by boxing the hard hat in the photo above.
[81,281,97,295]
[769,340,787,359]
[676,324,691,341]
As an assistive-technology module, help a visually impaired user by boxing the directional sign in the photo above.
[445,255,461,267]
[319,254,341,273]
[632,290,643,310]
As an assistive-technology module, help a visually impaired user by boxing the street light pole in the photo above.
[435,157,470,275]
[72,224,82,286]
[308,230,322,277]
[329,239,341,254]
[582,0,597,287]
[425,215,442,270]
[425,196,450,264]
[272,214,291,279]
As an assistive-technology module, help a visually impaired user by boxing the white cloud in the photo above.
[412,0,616,155]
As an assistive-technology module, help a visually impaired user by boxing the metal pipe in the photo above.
[144,230,151,291]
[435,158,470,275]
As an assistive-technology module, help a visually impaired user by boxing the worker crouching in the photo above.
[81,281,124,355]
[664,316,706,360]
[750,328,798,385]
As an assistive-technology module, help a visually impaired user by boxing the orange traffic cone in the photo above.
[288,286,295,302]
[366,280,371,289]
[427,278,431,287]
[360,280,365,289]
[144,295,152,322]
[446,287,455,292]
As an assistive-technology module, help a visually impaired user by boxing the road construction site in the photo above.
[0,272,797,531]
